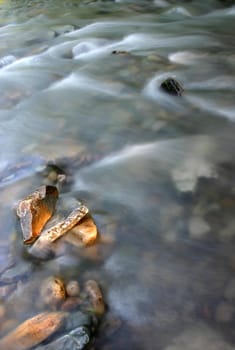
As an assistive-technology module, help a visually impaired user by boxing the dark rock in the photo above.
[35,326,90,350]
[160,77,184,96]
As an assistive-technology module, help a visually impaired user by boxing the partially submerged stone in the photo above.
[160,77,184,96]
[35,311,93,350]
[64,214,98,247]
[0,311,67,350]
[85,280,105,316]
[66,280,80,297]
[16,186,58,244]
[29,204,89,259]
[35,326,90,350]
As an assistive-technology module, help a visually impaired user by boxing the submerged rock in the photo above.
[160,77,184,96]
[16,186,58,244]
[0,311,67,350]
[35,311,93,350]
[64,214,98,247]
[40,276,66,309]
[35,326,90,350]
[85,280,105,316]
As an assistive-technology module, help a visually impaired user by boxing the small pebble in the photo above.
[66,280,80,297]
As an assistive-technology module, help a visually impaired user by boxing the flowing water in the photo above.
[1,0,235,349]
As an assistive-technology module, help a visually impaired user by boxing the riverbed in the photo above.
[0,1,235,349]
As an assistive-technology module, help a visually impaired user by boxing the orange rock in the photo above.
[0,311,67,350]
[16,186,58,244]
[64,214,98,247]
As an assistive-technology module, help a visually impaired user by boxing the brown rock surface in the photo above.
[0,311,67,350]
[16,186,58,244]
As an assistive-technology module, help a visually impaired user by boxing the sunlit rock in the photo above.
[16,186,58,244]
[64,214,98,247]
[0,311,67,350]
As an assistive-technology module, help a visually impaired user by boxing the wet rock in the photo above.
[85,280,105,316]
[66,280,80,297]
[64,310,92,331]
[40,276,66,308]
[52,25,76,37]
[64,213,98,247]
[29,204,89,259]
[172,158,216,192]
[188,216,210,238]
[61,297,82,312]
[16,186,59,244]
[215,301,234,323]
[112,50,129,55]
[0,311,67,350]
[160,77,184,96]
[35,326,90,350]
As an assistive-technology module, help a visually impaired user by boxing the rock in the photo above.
[66,280,80,297]
[29,204,89,259]
[215,301,234,323]
[64,311,92,331]
[160,77,184,96]
[61,297,82,312]
[0,311,67,350]
[64,214,98,247]
[112,50,129,55]
[188,216,210,238]
[16,186,59,244]
[40,276,66,308]
[84,280,105,316]
[172,158,215,192]
[35,326,90,350]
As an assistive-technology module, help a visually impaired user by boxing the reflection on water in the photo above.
[0,0,235,349]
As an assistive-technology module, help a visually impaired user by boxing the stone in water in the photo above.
[160,77,184,96]
[16,186,58,244]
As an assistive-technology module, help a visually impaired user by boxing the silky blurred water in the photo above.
[0,1,235,349]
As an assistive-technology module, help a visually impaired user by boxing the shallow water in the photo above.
[0,0,235,349]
